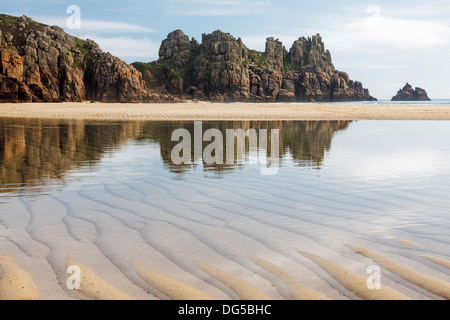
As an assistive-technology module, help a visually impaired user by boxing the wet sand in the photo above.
[1,105,450,300]
[0,102,450,120]
[2,173,450,301]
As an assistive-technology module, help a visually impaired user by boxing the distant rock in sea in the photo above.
[1,13,377,103]
[391,83,431,101]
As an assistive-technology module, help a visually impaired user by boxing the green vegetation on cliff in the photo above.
[73,38,94,60]
[133,48,197,89]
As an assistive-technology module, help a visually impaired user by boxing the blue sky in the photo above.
[2,0,450,99]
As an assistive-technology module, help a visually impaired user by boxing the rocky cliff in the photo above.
[1,14,376,103]
[391,83,430,101]
[0,14,161,103]
[133,30,377,102]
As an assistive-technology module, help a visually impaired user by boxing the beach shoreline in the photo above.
[0,102,449,121]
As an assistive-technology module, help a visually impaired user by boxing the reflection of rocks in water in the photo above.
[0,118,144,193]
[280,121,351,168]
[0,119,351,189]
[150,120,351,176]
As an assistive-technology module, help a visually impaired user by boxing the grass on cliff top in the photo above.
[0,14,19,24]
[73,38,94,60]
[68,38,95,71]
[132,61,166,88]
[0,14,45,31]
[246,50,270,68]
[0,14,45,46]
[133,59,195,88]
[0,14,26,26]
[133,51,196,89]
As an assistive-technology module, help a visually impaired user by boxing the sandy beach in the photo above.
[0,102,449,120]
[1,104,450,301]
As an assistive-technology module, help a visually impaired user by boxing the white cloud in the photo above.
[172,9,254,16]
[348,17,449,49]
[168,0,271,16]
[174,0,241,4]
[36,16,155,33]
[241,5,450,55]
[314,6,450,54]
[363,65,408,70]
[80,20,155,33]
[335,61,410,70]
[378,4,450,18]
[80,34,160,62]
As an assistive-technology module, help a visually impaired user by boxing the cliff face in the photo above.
[1,14,376,103]
[0,14,153,103]
[134,30,377,102]
[391,83,430,101]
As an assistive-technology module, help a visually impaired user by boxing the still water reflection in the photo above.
[0,118,350,193]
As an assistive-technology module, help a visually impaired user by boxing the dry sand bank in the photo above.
[0,102,449,120]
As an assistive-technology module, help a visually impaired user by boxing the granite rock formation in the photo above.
[1,14,376,103]
[134,30,377,102]
[0,14,157,103]
[391,83,430,101]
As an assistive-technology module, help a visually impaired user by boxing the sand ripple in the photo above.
[298,251,409,300]
[134,261,212,300]
[196,261,271,300]
[0,255,40,300]
[348,245,450,300]
[66,258,135,300]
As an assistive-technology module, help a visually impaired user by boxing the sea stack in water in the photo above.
[391,83,431,101]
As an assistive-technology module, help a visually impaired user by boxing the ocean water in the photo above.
[271,99,450,106]
[335,99,450,106]
[0,118,450,300]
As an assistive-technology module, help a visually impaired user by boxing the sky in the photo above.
[2,0,450,99]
